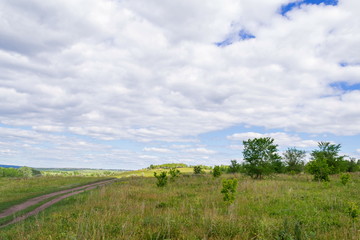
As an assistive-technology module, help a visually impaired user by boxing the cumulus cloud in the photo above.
[228,132,318,148]
[143,147,173,153]
[0,0,360,168]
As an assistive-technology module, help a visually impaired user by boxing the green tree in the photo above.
[221,178,238,204]
[154,171,168,187]
[212,165,222,177]
[228,160,242,173]
[193,165,203,174]
[311,142,344,174]
[306,158,330,181]
[283,148,306,174]
[242,137,281,179]
[169,167,180,181]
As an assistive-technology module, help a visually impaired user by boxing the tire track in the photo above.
[0,179,116,228]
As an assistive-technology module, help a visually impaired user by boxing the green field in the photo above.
[0,176,109,212]
[1,172,360,239]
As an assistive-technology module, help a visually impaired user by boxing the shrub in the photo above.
[169,167,180,181]
[212,166,222,178]
[154,171,168,187]
[340,173,351,185]
[306,158,330,182]
[221,178,238,204]
[193,166,203,174]
[347,202,359,220]
[228,160,242,173]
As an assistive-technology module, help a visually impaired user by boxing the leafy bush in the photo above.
[221,178,238,204]
[212,166,222,178]
[193,166,203,174]
[228,160,242,173]
[310,142,344,174]
[306,158,330,182]
[283,148,306,174]
[169,168,181,181]
[154,171,168,187]
[347,202,359,220]
[340,173,351,185]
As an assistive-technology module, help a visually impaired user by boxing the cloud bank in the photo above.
[0,0,359,168]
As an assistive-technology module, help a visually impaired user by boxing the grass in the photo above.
[116,167,208,178]
[0,176,109,212]
[1,172,360,239]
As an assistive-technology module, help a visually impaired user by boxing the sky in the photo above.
[0,0,360,170]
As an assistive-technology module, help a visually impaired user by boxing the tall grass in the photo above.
[1,173,360,239]
[0,176,108,211]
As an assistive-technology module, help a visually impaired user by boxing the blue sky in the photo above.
[0,0,360,169]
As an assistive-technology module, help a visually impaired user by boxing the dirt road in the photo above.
[0,179,117,228]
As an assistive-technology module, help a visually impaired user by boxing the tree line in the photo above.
[221,138,359,181]
[0,166,41,178]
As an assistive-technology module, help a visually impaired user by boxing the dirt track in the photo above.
[0,179,117,228]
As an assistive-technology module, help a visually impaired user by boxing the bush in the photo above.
[169,168,181,181]
[340,173,351,185]
[193,166,203,174]
[228,160,242,173]
[347,202,359,220]
[212,166,222,178]
[221,178,238,204]
[154,171,168,187]
[306,158,330,182]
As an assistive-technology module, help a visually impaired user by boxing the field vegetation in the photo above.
[1,173,360,239]
[0,176,109,212]
[1,138,360,239]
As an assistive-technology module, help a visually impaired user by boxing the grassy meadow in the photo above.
[1,172,360,239]
[0,176,109,212]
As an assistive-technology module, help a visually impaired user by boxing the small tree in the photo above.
[242,137,281,179]
[169,167,180,181]
[228,160,242,173]
[221,178,238,204]
[311,142,344,174]
[154,171,168,187]
[212,165,222,177]
[193,165,203,174]
[283,148,306,174]
[306,158,330,181]
[340,173,351,185]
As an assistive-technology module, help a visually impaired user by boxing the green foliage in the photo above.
[212,166,222,178]
[340,173,351,185]
[306,158,330,181]
[0,167,41,178]
[227,160,242,173]
[347,202,359,220]
[2,174,360,239]
[169,168,181,181]
[154,171,168,187]
[148,163,188,169]
[221,178,238,204]
[193,165,204,174]
[311,142,344,174]
[283,148,306,174]
[242,137,281,179]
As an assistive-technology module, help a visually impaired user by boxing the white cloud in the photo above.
[184,148,216,154]
[0,0,360,168]
[228,132,318,148]
[143,147,173,153]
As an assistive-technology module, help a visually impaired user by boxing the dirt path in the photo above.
[0,179,117,228]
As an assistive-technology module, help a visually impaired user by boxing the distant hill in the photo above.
[35,167,130,171]
[0,164,21,169]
